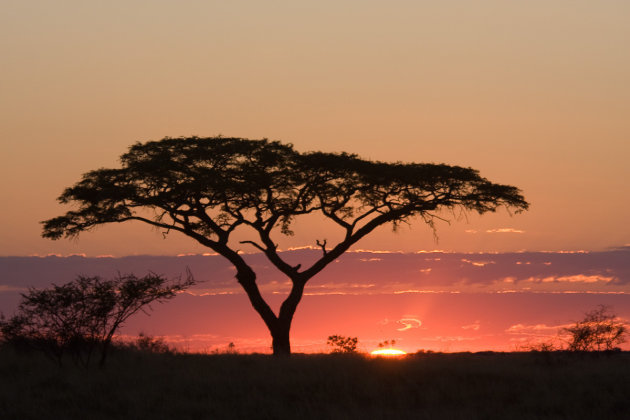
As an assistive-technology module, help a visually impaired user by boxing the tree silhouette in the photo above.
[0,272,194,366]
[563,305,627,352]
[42,137,528,355]
[327,335,359,353]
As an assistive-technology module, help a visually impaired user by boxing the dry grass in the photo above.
[1,346,629,419]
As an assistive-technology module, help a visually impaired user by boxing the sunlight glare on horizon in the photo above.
[370,348,407,357]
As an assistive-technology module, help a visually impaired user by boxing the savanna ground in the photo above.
[1,345,629,420]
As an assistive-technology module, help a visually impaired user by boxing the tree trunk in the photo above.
[232,257,306,357]
[270,280,305,356]
[234,265,291,356]
[270,318,292,356]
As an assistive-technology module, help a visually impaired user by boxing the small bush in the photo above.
[327,335,358,354]
[516,340,559,352]
[134,333,174,354]
[210,342,238,355]
[377,339,397,348]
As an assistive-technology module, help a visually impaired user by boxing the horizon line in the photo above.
[2,245,629,259]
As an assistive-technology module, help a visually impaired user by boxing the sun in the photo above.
[370,348,407,357]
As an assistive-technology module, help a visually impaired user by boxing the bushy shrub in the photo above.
[327,335,358,353]
[563,305,627,352]
[0,271,193,366]
[377,339,396,348]
[134,333,174,354]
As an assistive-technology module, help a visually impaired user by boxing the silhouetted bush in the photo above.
[563,305,627,352]
[517,340,559,353]
[134,333,174,354]
[327,335,358,353]
[0,271,193,366]
[377,339,397,348]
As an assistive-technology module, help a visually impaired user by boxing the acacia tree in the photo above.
[42,137,528,355]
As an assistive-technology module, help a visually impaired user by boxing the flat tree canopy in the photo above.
[43,137,529,355]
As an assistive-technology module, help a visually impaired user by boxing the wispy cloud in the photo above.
[0,285,27,293]
[462,321,481,331]
[352,249,406,254]
[505,323,569,335]
[393,290,461,295]
[465,228,524,234]
[525,275,616,284]
[421,335,481,342]
[285,245,318,251]
[2,248,628,297]
[461,259,495,267]
[397,318,422,331]
[184,290,239,296]
[485,228,525,234]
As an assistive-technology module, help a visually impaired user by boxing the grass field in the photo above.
[1,346,629,419]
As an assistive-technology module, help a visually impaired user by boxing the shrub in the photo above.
[210,342,238,355]
[134,333,174,354]
[377,339,397,348]
[327,335,358,353]
[563,305,627,352]
[0,271,193,366]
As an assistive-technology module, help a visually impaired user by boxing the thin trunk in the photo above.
[99,325,120,368]
[99,338,112,367]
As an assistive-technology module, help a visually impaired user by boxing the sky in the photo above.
[2,250,629,353]
[1,0,629,256]
[1,2,629,353]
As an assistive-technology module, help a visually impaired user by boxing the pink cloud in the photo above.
[505,323,569,335]
[461,321,481,331]
[526,275,616,284]
[461,258,495,267]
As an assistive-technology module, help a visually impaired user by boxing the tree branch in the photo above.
[240,240,266,253]
[301,207,411,280]
[316,239,328,256]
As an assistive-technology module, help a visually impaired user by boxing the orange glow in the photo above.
[370,348,407,357]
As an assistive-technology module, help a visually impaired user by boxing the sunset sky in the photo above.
[1,2,629,353]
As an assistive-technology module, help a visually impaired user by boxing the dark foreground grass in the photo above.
[1,347,629,420]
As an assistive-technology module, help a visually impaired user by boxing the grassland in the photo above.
[1,346,629,419]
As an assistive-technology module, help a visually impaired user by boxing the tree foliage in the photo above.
[0,272,194,366]
[563,305,627,352]
[41,137,528,355]
[42,137,528,245]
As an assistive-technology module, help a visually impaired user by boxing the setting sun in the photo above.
[370,349,407,357]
